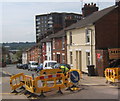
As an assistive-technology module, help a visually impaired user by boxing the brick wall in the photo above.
[96,50,109,76]
[95,8,119,49]
[52,37,67,63]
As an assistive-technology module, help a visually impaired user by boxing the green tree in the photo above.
[16,51,22,63]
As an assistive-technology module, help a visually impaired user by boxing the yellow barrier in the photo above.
[34,73,73,93]
[10,73,25,91]
[10,69,81,96]
[24,75,35,93]
[105,68,120,83]
[40,69,62,75]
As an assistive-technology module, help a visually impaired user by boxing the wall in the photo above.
[96,49,109,76]
[95,7,119,49]
[22,52,27,64]
[46,42,52,60]
[52,36,67,64]
[67,26,96,73]
[27,46,40,63]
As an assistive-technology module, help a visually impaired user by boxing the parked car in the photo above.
[22,64,28,69]
[43,60,57,69]
[16,63,24,69]
[28,61,38,71]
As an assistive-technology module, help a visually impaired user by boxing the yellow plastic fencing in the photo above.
[10,73,25,91]
[24,75,35,93]
[10,69,82,96]
[40,69,62,75]
[34,73,72,93]
[105,68,120,83]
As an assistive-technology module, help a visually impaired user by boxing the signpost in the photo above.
[69,71,80,84]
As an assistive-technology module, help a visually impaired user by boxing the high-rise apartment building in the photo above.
[35,12,82,43]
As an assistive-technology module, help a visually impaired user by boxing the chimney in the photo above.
[82,3,99,17]
[115,0,120,5]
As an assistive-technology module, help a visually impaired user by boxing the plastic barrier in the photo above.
[34,73,72,94]
[10,73,25,92]
[24,75,35,93]
[40,69,62,75]
[105,68,120,83]
[10,69,81,97]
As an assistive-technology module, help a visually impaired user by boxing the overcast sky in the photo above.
[1,0,115,43]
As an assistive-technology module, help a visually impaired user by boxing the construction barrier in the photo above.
[105,67,120,83]
[34,73,72,93]
[40,69,62,75]
[24,75,35,93]
[10,73,25,91]
[10,69,82,97]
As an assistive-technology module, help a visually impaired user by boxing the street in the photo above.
[1,65,120,100]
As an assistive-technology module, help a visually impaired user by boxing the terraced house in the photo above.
[66,1,120,76]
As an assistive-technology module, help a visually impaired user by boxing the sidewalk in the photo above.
[80,74,107,86]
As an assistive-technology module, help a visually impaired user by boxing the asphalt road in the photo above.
[1,64,120,100]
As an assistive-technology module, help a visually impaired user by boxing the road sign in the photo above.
[70,71,80,84]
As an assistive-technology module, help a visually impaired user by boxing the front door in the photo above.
[57,54,60,63]
[76,51,82,70]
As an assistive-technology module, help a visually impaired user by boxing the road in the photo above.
[1,64,120,100]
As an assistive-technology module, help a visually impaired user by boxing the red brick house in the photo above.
[27,44,40,63]
[50,29,67,63]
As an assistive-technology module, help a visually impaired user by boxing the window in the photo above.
[48,24,53,28]
[70,52,73,64]
[49,16,52,20]
[37,29,41,32]
[37,22,40,25]
[86,52,90,66]
[86,29,92,44]
[69,32,72,45]
[62,37,65,50]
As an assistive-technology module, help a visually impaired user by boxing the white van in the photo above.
[43,60,57,69]
[28,61,38,71]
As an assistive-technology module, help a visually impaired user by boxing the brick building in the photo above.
[27,44,40,63]
[50,29,67,63]
[36,12,82,63]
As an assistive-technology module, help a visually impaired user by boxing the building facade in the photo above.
[22,51,27,64]
[51,30,67,63]
[35,12,82,43]
[66,2,120,76]
[27,45,40,63]
[66,26,96,73]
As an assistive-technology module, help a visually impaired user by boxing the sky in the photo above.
[1,0,115,43]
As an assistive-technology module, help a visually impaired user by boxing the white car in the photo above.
[43,60,57,69]
[28,61,38,71]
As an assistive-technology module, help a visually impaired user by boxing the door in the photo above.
[76,51,82,70]
[57,54,60,63]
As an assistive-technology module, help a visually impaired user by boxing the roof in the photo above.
[66,5,116,30]
[41,37,52,43]
[49,29,66,38]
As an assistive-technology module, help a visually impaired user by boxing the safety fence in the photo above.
[105,67,120,83]
[10,73,25,91]
[10,69,82,97]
